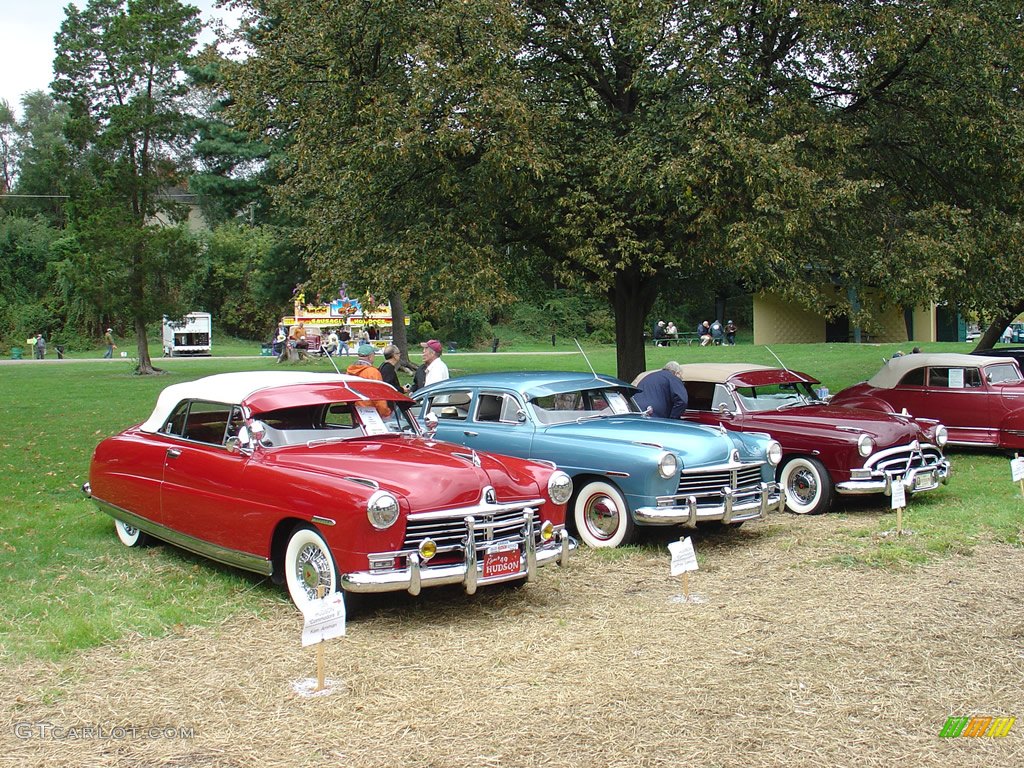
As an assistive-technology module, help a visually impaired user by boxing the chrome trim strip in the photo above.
[406,499,546,522]
[311,515,336,527]
[87,495,273,576]
[464,516,478,595]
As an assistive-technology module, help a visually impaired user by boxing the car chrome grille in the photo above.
[403,507,542,553]
[867,444,944,477]
[676,464,765,506]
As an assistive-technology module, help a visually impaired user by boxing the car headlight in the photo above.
[766,440,783,467]
[857,434,875,458]
[934,424,948,448]
[658,451,678,479]
[547,471,573,505]
[367,490,400,530]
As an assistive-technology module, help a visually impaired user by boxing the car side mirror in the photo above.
[225,435,243,453]
[516,409,528,423]
[424,411,439,437]
[717,404,734,417]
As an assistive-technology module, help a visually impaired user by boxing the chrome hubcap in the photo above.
[585,496,620,539]
[296,543,331,598]
[789,468,818,505]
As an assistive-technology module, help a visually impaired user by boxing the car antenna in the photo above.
[764,345,794,376]
[574,338,600,380]
[323,345,343,375]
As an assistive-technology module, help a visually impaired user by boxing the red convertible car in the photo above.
[84,372,574,612]
[830,352,1024,450]
[673,364,951,515]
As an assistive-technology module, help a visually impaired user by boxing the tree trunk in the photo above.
[134,315,160,374]
[975,302,1024,351]
[609,269,658,382]
[389,290,418,374]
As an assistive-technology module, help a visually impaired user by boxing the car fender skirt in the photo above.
[88,495,273,576]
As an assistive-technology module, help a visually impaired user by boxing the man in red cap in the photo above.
[420,339,449,387]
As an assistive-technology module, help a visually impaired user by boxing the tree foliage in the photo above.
[52,0,203,373]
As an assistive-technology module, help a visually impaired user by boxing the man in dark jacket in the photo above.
[378,344,402,390]
[632,362,689,419]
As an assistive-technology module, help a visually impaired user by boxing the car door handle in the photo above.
[166,448,182,459]
[463,431,478,437]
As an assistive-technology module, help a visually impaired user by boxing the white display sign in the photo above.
[1011,456,1024,482]
[301,592,346,647]
[890,478,906,509]
[948,368,965,389]
[356,405,388,436]
[668,537,699,576]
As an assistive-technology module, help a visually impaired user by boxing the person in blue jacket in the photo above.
[632,362,689,419]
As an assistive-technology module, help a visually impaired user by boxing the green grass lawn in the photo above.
[1,340,1020,661]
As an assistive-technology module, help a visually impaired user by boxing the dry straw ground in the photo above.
[3,513,1022,768]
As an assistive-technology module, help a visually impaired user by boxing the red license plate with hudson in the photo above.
[483,543,521,578]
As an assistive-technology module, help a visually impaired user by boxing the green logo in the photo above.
[940,716,1015,738]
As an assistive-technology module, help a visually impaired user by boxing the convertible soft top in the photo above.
[673,363,818,387]
[139,371,411,433]
[865,353,1009,389]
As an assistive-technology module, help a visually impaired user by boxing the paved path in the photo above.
[0,350,581,366]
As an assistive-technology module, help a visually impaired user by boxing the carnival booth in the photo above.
[280,292,408,353]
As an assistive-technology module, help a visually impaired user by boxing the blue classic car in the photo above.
[414,372,784,548]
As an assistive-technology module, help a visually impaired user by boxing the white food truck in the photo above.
[162,312,212,356]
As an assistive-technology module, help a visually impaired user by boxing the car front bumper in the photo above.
[632,482,784,527]
[836,458,952,495]
[342,521,574,596]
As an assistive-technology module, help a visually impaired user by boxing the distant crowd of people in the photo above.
[652,319,737,347]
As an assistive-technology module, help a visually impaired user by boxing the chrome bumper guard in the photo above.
[342,513,574,596]
[632,482,784,527]
[836,459,952,495]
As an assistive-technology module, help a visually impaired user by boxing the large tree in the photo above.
[229,1,1023,377]
[52,0,203,373]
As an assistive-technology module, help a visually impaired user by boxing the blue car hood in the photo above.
[541,415,748,467]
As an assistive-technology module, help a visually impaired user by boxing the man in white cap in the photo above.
[420,339,449,386]
[103,328,116,358]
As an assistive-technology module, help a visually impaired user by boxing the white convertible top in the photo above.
[866,352,1007,389]
[139,372,358,433]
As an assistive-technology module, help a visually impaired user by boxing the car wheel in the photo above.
[284,526,339,612]
[571,480,636,548]
[114,518,148,547]
[779,457,833,515]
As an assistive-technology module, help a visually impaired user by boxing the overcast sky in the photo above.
[1,0,239,118]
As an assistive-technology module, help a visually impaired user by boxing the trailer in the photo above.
[162,312,212,356]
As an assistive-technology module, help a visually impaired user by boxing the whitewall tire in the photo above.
[571,480,636,548]
[780,457,833,515]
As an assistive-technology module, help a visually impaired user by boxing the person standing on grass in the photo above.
[33,333,46,359]
[103,328,116,358]
[378,344,402,391]
[346,344,391,417]
[420,339,449,386]
[631,362,689,419]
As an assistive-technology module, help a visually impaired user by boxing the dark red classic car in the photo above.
[672,364,951,515]
[84,372,573,612]
[830,352,1024,450]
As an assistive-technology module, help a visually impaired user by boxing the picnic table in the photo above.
[653,332,700,346]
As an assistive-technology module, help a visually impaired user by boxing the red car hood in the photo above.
[739,403,928,446]
[263,436,544,509]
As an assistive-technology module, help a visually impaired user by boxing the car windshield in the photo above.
[734,381,819,412]
[254,400,420,447]
[986,363,1023,384]
[530,387,639,424]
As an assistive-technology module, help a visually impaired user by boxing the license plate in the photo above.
[913,472,934,490]
[483,543,521,578]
